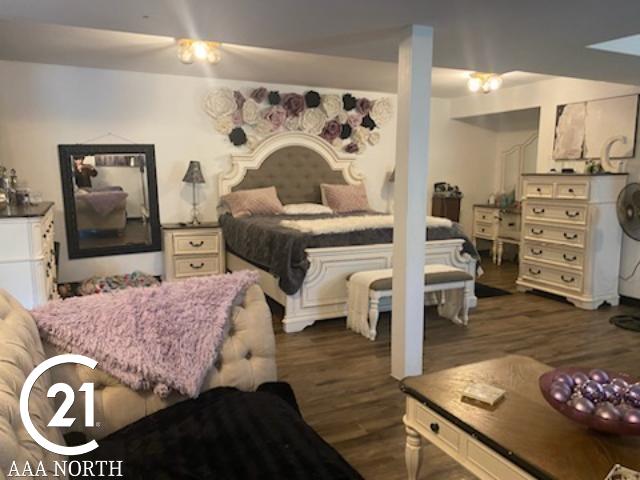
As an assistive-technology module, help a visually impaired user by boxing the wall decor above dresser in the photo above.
[516,173,628,309]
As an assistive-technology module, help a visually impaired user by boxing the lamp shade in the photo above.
[182,161,205,184]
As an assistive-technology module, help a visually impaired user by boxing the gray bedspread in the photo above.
[219,212,479,295]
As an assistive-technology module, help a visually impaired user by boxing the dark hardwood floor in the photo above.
[273,256,639,480]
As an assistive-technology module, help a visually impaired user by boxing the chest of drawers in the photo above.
[516,174,627,309]
[0,202,58,308]
[162,224,225,281]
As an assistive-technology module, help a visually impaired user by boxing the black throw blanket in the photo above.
[81,384,362,480]
[220,212,479,295]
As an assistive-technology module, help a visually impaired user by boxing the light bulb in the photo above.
[192,41,209,60]
[467,76,482,92]
[488,75,503,91]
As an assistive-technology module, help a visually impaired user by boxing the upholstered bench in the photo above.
[347,264,473,340]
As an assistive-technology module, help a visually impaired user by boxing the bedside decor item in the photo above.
[182,160,206,225]
[540,366,640,435]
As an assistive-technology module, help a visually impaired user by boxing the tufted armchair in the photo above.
[0,284,277,478]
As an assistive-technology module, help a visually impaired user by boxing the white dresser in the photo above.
[473,205,521,265]
[0,202,58,308]
[516,174,627,309]
[162,224,225,281]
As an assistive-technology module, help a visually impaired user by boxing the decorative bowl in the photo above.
[539,367,640,436]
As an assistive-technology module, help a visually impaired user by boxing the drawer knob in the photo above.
[531,248,543,256]
[561,275,575,283]
[536,187,542,193]
[565,210,580,218]
[430,422,440,434]
[563,232,578,240]
[532,208,545,214]
[531,228,544,235]
[529,268,541,275]
[563,254,577,262]
[190,262,205,269]
[568,188,575,194]
[189,240,205,247]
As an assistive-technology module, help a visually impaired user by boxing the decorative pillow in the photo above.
[282,203,333,215]
[221,186,284,217]
[321,183,370,213]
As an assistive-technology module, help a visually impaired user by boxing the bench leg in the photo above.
[368,296,381,341]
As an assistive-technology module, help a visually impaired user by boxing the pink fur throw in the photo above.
[32,271,259,398]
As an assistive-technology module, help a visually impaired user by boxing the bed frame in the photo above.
[220,132,477,333]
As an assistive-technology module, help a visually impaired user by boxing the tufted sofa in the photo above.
[0,284,277,477]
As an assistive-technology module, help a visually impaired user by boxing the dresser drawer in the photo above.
[474,221,496,238]
[522,242,584,270]
[556,181,589,200]
[414,402,460,453]
[174,255,220,277]
[466,437,535,480]
[521,261,583,292]
[524,223,585,248]
[475,208,496,223]
[525,203,586,225]
[524,182,553,199]
[173,233,219,255]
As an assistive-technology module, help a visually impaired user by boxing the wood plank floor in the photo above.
[273,257,639,480]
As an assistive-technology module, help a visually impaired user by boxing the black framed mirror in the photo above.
[58,144,161,259]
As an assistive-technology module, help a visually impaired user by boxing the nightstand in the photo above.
[162,223,225,281]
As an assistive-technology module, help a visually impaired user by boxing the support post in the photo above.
[391,25,433,379]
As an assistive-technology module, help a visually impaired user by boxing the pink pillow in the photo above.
[321,183,370,213]
[221,186,284,217]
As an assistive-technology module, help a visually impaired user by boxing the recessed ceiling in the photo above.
[2,0,640,87]
[0,19,552,96]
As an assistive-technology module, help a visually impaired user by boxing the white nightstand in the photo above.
[162,223,225,281]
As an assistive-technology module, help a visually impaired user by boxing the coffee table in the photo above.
[400,355,640,480]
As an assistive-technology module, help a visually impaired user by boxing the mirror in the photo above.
[499,133,538,199]
[58,144,161,259]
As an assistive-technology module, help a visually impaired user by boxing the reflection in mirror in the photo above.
[59,145,161,259]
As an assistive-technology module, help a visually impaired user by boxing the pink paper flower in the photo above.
[356,97,372,115]
[264,105,287,129]
[281,93,306,117]
[232,109,243,126]
[320,120,341,142]
[234,90,246,109]
[347,113,363,129]
[250,87,268,103]
[344,142,359,154]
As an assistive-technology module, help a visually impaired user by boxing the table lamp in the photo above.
[182,160,205,225]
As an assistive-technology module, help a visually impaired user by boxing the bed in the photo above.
[219,132,478,333]
[75,186,128,232]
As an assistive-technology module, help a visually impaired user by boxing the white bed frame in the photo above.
[220,132,477,333]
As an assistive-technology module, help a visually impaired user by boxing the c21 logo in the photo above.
[20,354,100,456]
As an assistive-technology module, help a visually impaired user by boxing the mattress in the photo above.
[220,212,478,295]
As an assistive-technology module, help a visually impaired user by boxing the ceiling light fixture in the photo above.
[177,39,222,65]
[467,72,503,93]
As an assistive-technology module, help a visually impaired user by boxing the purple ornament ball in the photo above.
[594,402,621,421]
[622,408,640,424]
[569,396,595,414]
[588,369,610,384]
[602,384,621,404]
[624,384,640,408]
[580,380,605,403]
[572,372,589,387]
[610,378,629,395]
[553,373,574,389]
[550,384,572,403]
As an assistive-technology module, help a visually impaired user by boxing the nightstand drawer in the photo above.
[174,255,220,277]
[173,233,219,255]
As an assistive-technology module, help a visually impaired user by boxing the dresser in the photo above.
[516,173,627,309]
[0,202,58,308]
[472,205,521,265]
[162,224,225,281]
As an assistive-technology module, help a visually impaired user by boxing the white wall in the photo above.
[451,78,640,298]
[0,60,399,282]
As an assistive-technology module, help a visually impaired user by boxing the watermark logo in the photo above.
[20,354,99,456]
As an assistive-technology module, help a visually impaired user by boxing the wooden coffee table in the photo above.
[400,355,640,480]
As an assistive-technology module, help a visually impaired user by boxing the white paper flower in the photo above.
[368,131,381,146]
[356,141,367,153]
[370,97,393,126]
[214,115,234,135]
[204,88,237,119]
[284,114,302,131]
[321,94,342,119]
[352,126,370,145]
[331,137,343,148]
[336,111,348,124]
[254,117,275,136]
[246,135,259,151]
[242,99,260,125]
[301,108,327,135]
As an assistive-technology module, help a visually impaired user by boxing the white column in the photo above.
[391,25,433,379]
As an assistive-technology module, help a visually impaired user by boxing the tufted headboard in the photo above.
[219,132,364,204]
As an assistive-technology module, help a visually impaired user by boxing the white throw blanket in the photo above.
[280,214,452,235]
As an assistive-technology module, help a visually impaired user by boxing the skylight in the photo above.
[589,34,640,57]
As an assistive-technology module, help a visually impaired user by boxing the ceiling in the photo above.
[1,1,638,93]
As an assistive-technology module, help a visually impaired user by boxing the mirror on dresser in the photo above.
[58,144,161,259]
